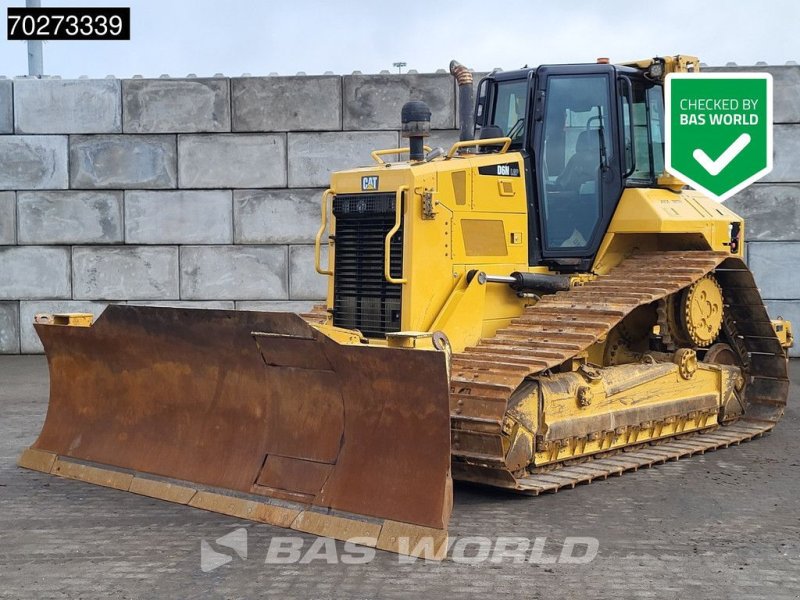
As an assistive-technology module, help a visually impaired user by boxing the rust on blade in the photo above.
[27,305,452,531]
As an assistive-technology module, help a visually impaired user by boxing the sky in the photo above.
[1,0,799,78]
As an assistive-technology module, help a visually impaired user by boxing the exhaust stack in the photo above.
[450,59,475,141]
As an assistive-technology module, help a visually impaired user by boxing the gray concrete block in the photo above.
[178,134,286,188]
[70,135,177,189]
[232,76,341,132]
[289,244,328,300]
[234,188,322,244]
[763,300,800,357]
[235,300,317,313]
[19,300,108,353]
[127,300,235,309]
[17,191,123,244]
[0,136,68,190]
[0,192,15,244]
[0,246,70,299]
[747,242,800,300]
[73,246,179,300]
[0,79,12,134]
[0,301,19,354]
[763,125,800,183]
[180,245,287,300]
[13,78,121,134]
[769,66,800,124]
[123,78,230,133]
[287,131,398,188]
[703,65,800,124]
[125,190,232,244]
[726,184,800,241]
[343,73,455,130]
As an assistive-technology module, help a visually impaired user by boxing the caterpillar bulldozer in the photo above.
[20,55,792,559]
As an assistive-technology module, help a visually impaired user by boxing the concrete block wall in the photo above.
[0,71,458,353]
[0,66,798,355]
[706,65,800,356]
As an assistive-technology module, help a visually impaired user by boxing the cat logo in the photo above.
[361,176,379,191]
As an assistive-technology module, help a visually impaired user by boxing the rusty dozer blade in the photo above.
[19,305,453,558]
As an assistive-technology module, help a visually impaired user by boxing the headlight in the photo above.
[648,61,665,79]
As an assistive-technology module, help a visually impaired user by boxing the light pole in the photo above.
[393,62,407,74]
[27,0,43,76]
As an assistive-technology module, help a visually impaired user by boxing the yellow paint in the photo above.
[450,170,468,205]
[384,186,408,284]
[312,323,364,345]
[323,149,748,353]
[53,458,134,490]
[592,188,744,274]
[129,477,197,504]
[500,361,737,466]
[428,273,487,352]
[371,146,432,165]
[35,313,94,327]
[291,511,382,544]
[446,136,511,158]
[377,520,448,560]
[314,188,334,275]
[683,276,724,346]
[460,219,508,256]
[772,318,794,349]
[497,179,515,197]
[17,448,57,473]
[619,54,701,77]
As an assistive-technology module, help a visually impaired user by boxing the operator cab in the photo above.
[474,63,667,271]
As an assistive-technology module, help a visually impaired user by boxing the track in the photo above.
[303,250,789,494]
[447,251,789,491]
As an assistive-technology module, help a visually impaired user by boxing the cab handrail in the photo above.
[314,189,334,275]
[446,136,512,159]
[384,186,408,284]
[371,146,433,164]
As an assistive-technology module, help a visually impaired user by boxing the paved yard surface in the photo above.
[1,356,798,599]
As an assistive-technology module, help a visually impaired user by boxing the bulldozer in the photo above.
[20,55,793,560]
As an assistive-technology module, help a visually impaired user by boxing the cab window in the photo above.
[489,80,528,144]
[620,78,665,183]
[540,74,611,250]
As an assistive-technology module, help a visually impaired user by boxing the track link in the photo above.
[449,251,789,491]
[513,421,768,494]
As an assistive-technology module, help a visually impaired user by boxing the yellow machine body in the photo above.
[316,156,744,353]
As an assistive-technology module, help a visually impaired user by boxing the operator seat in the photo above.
[556,129,600,192]
[478,125,504,152]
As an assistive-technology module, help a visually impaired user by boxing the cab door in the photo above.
[531,65,623,269]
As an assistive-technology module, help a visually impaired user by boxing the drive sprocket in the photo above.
[664,274,724,347]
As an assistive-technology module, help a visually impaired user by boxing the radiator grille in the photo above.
[332,192,403,337]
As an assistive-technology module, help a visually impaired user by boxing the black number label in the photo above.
[6,7,130,40]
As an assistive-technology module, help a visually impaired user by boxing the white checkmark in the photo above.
[692,133,751,176]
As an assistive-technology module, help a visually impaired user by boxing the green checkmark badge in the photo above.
[665,73,773,201]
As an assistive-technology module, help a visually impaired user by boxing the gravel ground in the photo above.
[1,356,798,599]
